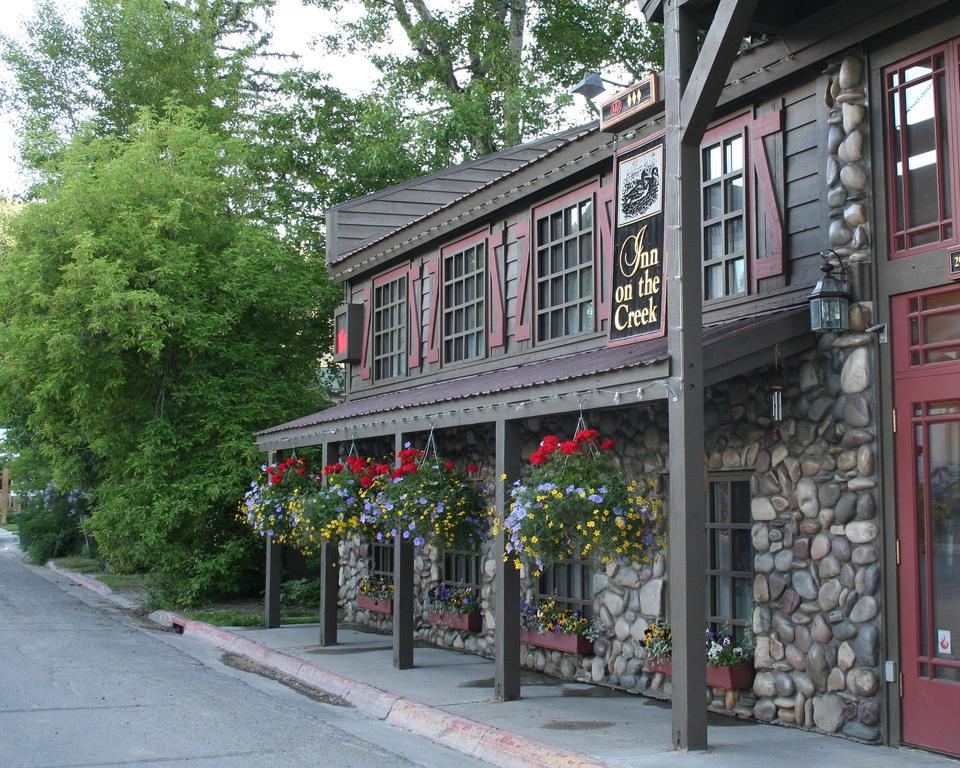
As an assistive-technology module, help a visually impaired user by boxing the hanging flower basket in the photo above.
[426,611,482,632]
[358,595,393,615]
[521,628,593,655]
[504,429,665,570]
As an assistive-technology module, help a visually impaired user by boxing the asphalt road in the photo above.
[0,551,485,768]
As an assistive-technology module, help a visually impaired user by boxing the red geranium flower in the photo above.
[269,472,284,484]
[376,464,391,475]
[574,429,599,444]
[324,463,344,475]
[444,460,455,471]
[359,475,373,488]
[529,450,548,465]
[295,468,307,475]
[467,463,478,473]
[540,434,559,452]
[600,438,615,451]
[559,440,579,455]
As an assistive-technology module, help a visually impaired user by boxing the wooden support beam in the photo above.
[0,468,9,526]
[494,418,522,702]
[664,0,712,752]
[263,450,281,629]
[679,0,761,144]
[318,442,339,646]
[393,535,415,669]
[392,431,415,669]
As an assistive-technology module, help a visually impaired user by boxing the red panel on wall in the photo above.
[752,109,784,279]
[425,259,441,363]
[597,184,615,328]
[358,286,372,380]
[514,220,531,342]
[487,227,505,348]
[407,264,421,370]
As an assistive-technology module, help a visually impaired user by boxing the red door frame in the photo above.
[892,286,960,756]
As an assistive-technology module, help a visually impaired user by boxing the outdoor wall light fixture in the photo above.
[570,72,629,107]
[809,251,851,333]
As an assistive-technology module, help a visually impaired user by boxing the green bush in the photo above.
[17,488,86,564]
[280,577,322,607]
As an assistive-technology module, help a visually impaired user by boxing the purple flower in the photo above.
[376,532,383,540]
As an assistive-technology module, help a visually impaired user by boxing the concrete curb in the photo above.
[147,610,612,768]
[46,562,139,609]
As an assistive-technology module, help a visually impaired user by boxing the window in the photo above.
[907,286,960,366]
[443,549,481,591]
[701,133,747,300]
[534,193,595,341]
[706,477,753,642]
[371,541,394,580]
[885,44,957,256]
[443,241,486,362]
[373,274,406,381]
[537,558,592,618]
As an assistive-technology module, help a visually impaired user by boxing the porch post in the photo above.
[264,450,281,629]
[393,431,414,669]
[319,441,339,646]
[663,0,759,750]
[494,418,522,701]
[0,467,9,526]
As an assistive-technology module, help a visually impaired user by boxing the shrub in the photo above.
[280,577,322,607]
[16,486,87,564]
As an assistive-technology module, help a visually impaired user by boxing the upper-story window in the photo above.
[443,240,486,362]
[701,132,747,300]
[885,42,958,257]
[534,189,595,342]
[373,274,407,381]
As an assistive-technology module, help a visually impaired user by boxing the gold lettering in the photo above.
[618,226,660,279]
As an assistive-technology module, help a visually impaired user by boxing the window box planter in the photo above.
[521,628,593,655]
[357,595,393,615]
[643,659,755,690]
[425,611,482,633]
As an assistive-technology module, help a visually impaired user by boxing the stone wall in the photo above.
[335,337,884,740]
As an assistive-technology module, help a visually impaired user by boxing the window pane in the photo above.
[725,176,744,213]
[551,244,563,272]
[580,199,593,229]
[733,530,752,572]
[537,216,549,244]
[706,264,724,300]
[565,239,578,268]
[704,184,722,220]
[566,305,580,334]
[728,257,746,295]
[904,77,942,229]
[726,217,745,254]
[551,212,563,241]
[705,224,723,260]
[725,136,744,172]
[565,205,578,235]
[731,481,751,523]
[579,269,593,296]
[704,144,722,180]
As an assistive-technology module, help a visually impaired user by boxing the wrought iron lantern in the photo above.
[808,254,851,333]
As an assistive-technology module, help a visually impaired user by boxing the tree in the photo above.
[0,110,338,602]
[313,0,663,157]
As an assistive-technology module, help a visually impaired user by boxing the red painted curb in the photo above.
[47,562,113,596]
[150,611,614,768]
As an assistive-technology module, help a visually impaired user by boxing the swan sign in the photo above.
[610,136,666,343]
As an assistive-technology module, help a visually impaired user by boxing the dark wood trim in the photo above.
[514,219,532,341]
[494,418,522,702]
[426,259,441,363]
[488,225,506,348]
[359,286,372,380]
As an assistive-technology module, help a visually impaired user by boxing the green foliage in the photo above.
[0,110,336,605]
[313,0,663,156]
[16,492,85,564]
[280,577,322,607]
[519,596,601,641]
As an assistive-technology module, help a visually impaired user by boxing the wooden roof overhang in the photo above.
[255,306,812,452]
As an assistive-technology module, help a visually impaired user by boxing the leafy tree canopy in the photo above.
[312,0,663,157]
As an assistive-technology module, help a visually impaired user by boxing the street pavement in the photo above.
[0,552,485,768]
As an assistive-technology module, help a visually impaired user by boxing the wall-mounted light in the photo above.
[809,252,851,333]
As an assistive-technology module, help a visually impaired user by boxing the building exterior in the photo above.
[256,1,960,757]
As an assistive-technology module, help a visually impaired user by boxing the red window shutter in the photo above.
[425,259,441,363]
[751,110,784,279]
[358,285,372,380]
[406,264,421,370]
[514,220,532,342]
[596,184,616,328]
[487,227,505,348]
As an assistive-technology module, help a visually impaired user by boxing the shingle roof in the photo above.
[325,122,597,266]
[256,306,808,438]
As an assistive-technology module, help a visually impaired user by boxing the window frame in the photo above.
[705,473,754,642]
[439,229,488,365]
[442,548,482,592]
[371,266,409,382]
[531,181,599,345]
[370,540,394,582]
[700,114,752,303]
[536,557,593,619]
[883,39,960,260]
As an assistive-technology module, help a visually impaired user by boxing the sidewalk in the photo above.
[147,615,957,768]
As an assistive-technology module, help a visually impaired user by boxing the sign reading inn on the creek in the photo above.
[609,135,666,344]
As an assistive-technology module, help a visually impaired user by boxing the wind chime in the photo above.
[770,344,785,423]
